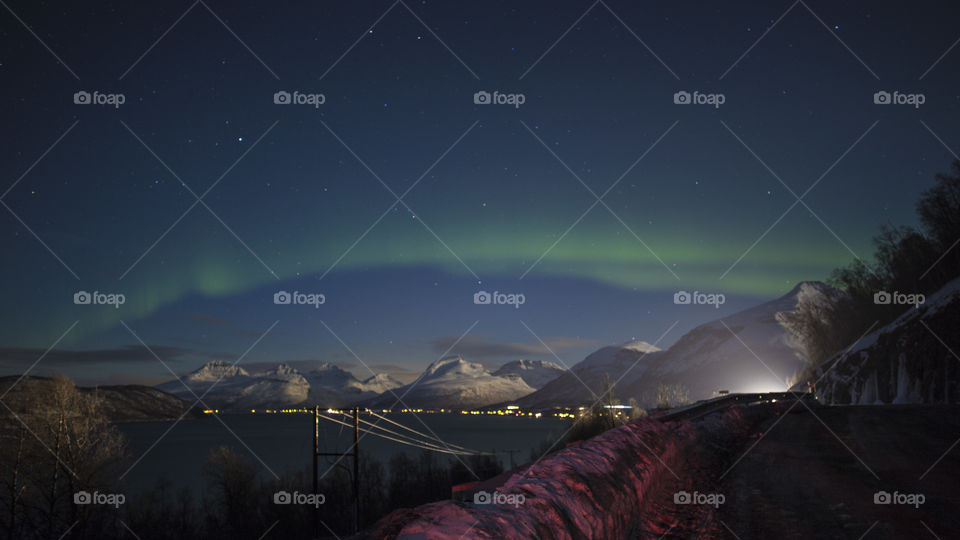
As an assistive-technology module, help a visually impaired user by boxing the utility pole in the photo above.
[503,448,519,470]
[312,406,319,536]
[353,408,361,534]
[313,408,363,535]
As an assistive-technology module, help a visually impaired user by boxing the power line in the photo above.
[345,411,481,454]
[320,413,480,456]
[351,415,478,454]
[365,410,479,453]
[316,412,487,456]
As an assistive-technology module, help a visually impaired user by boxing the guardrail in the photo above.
[657,391,815,422]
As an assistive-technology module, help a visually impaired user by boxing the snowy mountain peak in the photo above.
[423,355,488,379]
[356,373,403,394]
[620,340,661,353]
[185,360,249,382]
[493,359,566,390]
[159,360,400,410]
[363,373,400,385]
[311,362,346,373]
[787,280,834,296]
[267,363,300,376]
[368,354,536,409]
[496,359,564,372]
[788,281,841,307]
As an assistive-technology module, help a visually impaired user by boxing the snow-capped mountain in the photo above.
[815,277,960,405]
[512,341,663,409]
[355,373,404,395]
[156,360,259,405]
[304,363,404,405]
[516,282,835,408]
[492,359,566,389]
[366,356,538,409]
[236,363,309,405]
[182,359,250,382]
[621,281,836,404]
[156,361,402,409]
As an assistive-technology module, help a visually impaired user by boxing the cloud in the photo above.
[0,345,207,371]
[73,373,173,387]
[429,335,602,360]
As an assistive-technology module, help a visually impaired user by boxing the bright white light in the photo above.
[736,377,789,394]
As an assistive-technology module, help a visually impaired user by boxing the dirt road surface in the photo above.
[716,404,960,539]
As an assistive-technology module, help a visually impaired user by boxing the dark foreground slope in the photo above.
[361,400,960,539]
[363,398,793,539]
[719,404,960,539]
[816,277,960,405]
[0,375,203,422]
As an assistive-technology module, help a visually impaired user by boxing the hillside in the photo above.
[0,376,202,422]
[365,356,541,409]
[815,277,960,404]
[516,282,835,408]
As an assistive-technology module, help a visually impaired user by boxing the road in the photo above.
[716,404,960,539]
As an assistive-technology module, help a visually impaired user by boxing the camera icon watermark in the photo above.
[273,90,325,108]
[473,90,526,108]
[73,290,125,309]
[673,490,724,508]
[273,290,325,308]
[74,490,125,508]
[473,490,525,507]
[473,290,525,309]
[873,290,924,308]
[873,490,924,508]
[873,90,925,108]
[673,290,725,309]
[673,90,725,108]
[73,90,125,108]
[273,490,325,508]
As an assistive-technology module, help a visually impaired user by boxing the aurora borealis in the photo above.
[2,1,958,384]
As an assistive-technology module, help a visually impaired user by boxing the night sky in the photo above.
[2,1,958,385]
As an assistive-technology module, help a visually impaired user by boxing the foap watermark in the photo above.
[74,490,125,508]
[73,90,125,108]
[74,290,125,309]
[873,290,924,308]
[473,290,525,309]
[274,290,325,308]
[874,490,924,508]
[273,490,325,508]
[674,290,725,309]
[873,90,925,108]
[274,90,326,108]
[673,490,725,508]
[473,490,525,507]
[673,90,725,108]
[473,90,526,109]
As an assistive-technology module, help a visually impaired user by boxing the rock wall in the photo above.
[816,284,960,405]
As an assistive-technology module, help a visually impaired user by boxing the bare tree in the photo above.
[0,375,125,540]
[655,383,690,409]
